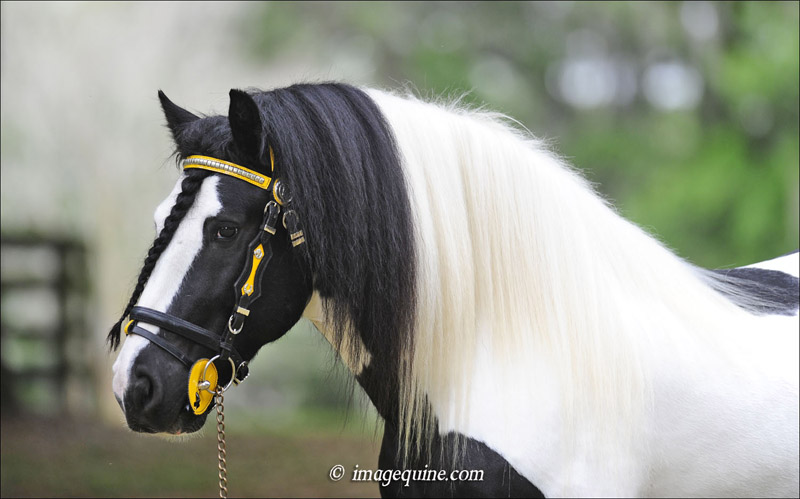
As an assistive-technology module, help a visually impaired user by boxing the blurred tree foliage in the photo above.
[242,1,798,268]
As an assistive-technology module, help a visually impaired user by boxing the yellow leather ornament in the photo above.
[188,359,218,415]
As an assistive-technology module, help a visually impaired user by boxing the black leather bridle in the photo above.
[123,153,305,408]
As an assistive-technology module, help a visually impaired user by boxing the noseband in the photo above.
[123,150,305,414]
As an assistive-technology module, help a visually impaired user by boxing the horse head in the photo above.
[110,90,312,433]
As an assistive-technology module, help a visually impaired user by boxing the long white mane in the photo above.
[365,88,798,492]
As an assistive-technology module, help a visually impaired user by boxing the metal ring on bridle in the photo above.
[204,355,238,393]
[228,315,243,335]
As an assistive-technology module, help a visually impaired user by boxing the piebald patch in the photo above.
[112,175,221,409]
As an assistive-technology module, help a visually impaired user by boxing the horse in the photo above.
[109,82,799,497]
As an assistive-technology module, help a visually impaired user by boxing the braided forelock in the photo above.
[107,170,211,349]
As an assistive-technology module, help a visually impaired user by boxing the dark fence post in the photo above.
[0,234,90,416]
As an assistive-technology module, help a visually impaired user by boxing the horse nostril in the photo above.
[131,367,156,410]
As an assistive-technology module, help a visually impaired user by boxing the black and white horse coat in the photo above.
[110,83,799,497]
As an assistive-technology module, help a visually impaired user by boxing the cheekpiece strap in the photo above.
[220,199,281,361]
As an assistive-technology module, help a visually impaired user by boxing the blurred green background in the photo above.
[1,1,797,497]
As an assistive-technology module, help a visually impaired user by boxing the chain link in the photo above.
[215,390,228,499]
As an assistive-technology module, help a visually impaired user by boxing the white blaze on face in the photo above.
[112,175,221,408]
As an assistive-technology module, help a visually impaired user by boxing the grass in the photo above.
[0,411,382,498]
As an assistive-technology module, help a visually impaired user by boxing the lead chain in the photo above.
[215,390,228,498]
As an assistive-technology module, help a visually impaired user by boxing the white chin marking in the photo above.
[111,175,221,409]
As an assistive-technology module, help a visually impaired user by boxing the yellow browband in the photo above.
[182,147,275,190]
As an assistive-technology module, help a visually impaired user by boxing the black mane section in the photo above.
[712,259,799,316]
[252,84,417,368]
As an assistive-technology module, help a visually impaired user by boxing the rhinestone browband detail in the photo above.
[181,157,267,185]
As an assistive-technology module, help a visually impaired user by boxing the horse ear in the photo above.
[158,90,200,140]
[228,89,263,161]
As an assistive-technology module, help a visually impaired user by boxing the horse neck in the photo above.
[371,91,774,460]
[384,90,754,355]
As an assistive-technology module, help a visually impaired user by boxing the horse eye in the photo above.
[215,226,238,240]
